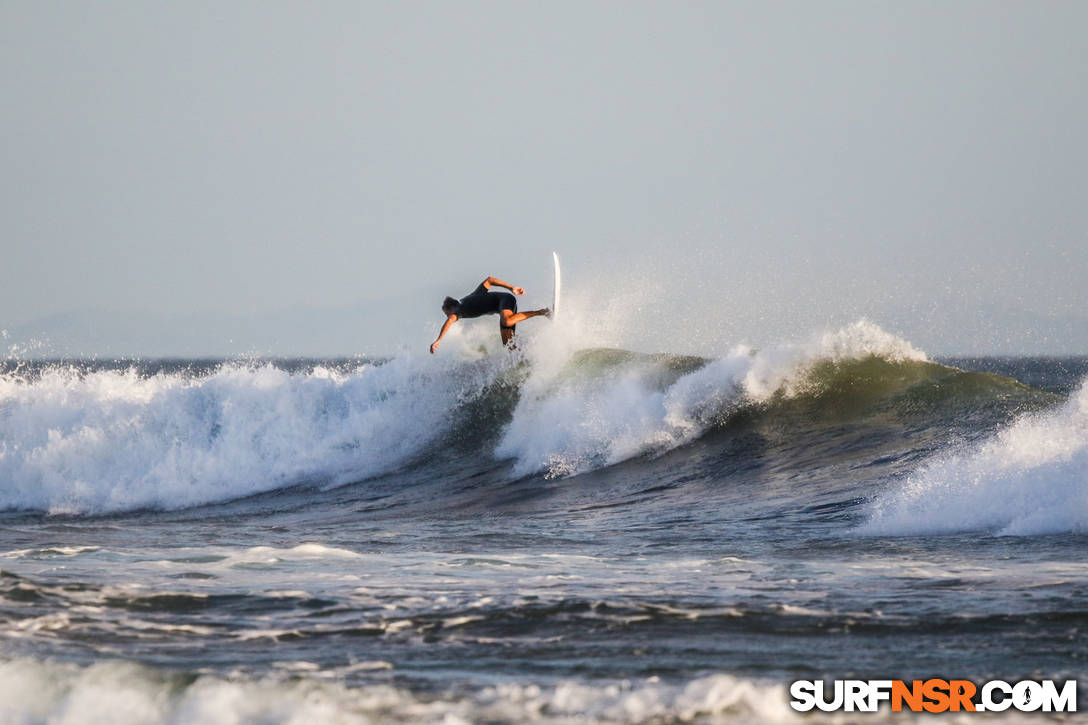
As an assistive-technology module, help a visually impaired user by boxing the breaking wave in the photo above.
[0,354,508,514]
[863,381,1088,536]
[0,320,1054,516]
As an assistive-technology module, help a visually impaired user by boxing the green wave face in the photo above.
[757,356,1053,427]
[543,350,1052,429]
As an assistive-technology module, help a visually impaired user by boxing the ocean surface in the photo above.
[1,320,1086,723]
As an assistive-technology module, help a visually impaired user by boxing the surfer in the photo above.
[430,276,550,353]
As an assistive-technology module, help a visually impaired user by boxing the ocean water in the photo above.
[1,320,1086,723]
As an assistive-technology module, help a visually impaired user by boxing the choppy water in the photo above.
[1,320,1086,723]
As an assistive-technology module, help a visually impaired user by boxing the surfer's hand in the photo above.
[430,342,438,354]
[513,287,525,295]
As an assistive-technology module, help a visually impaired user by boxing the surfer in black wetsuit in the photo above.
[430,276,550,353]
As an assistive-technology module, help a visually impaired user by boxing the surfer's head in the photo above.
[441,297,460,316]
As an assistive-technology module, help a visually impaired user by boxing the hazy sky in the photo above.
[2,1,1086,356]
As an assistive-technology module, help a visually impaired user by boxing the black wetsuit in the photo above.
[457,283,517,328]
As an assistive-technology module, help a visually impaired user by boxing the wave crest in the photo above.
[497,320,933,478]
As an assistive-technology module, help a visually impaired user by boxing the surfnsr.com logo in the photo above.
[790,679,1078,713]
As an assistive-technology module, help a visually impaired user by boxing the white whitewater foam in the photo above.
[0,347,509,515]
[498,319,927,477]
[863,381,1088,536]
[0,657,793,725]
[0,657,1060,724]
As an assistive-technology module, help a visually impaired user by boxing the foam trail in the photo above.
[863,381,1088,536]
[498,319,927,477]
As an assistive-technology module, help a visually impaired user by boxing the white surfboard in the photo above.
[551,251,561,321]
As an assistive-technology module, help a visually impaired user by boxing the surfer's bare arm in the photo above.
[430,315,457,354]
[482,277,524,295]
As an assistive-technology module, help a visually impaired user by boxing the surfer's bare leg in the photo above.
[499,309,548,347]
[500,309,550,327]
